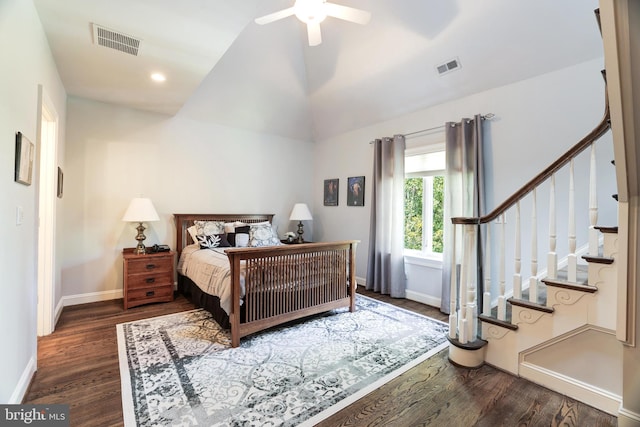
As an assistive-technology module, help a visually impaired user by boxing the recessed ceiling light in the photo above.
[150,73,166,82]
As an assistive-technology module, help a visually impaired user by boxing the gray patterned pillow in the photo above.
[248,223,282,247]
[193,220,225,236]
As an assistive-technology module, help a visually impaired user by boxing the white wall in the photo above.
[313,57,617,305]
[62,97,314,300]
[0,0,66,403]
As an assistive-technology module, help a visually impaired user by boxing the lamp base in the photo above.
[296,221,305,243]
[133,222,147,254]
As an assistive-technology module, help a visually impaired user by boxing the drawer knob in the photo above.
[146,291,155,297]
[146,278,155,284]
[145,264,156,269]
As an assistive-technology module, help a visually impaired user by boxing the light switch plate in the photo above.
[16,206,23,225]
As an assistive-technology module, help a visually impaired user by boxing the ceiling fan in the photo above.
[255,0,371,46]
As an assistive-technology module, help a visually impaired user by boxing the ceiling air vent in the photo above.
[436,58,461,76]
[91,23,141,56]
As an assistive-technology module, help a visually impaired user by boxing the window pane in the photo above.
[432,175,444,253]
[404,178,423,250]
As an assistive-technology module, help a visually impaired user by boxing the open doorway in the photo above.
[37,86,59,336]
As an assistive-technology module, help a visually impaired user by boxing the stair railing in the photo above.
[448,75,611,348]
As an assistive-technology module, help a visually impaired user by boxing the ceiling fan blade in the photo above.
[307,22,322,46]
[324,2,371,25]
[254,7,296,25]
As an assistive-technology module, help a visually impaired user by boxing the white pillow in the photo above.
[235,233,249,247]
[187,225,198,243]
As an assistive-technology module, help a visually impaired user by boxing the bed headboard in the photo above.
[173,213,275,256]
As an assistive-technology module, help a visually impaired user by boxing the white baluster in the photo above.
[547,174,557,279]
[483,223,491,316]
[529,189,538,303]
[458,225,469,344]
[568,159,577,282]
[465,225,477,343]
[498,214,506,321]
[589,143,599,256]
[449,225,458,339]
[513,202,522,299]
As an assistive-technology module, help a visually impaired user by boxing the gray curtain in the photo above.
[441,115,486,314]
[367,135,406,297]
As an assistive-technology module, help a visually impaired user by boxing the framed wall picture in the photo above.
[57,167,64,198]
[347,176,365,206]
[324,178,339,206]
[15,132,34,186]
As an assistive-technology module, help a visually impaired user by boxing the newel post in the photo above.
[448,219,487,368]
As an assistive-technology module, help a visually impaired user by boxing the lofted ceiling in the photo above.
[33,0,603,141]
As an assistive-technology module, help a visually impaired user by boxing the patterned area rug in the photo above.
[117,295,448,426]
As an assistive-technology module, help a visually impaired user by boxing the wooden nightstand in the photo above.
[122,248,175,310]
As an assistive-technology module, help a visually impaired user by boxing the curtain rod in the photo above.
[368,113,495,144]
[403,113,495,138]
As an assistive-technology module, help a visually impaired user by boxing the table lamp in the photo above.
[289,203,312,243]
[122,198,159,254]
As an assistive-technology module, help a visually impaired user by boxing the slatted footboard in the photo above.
[173,213,358,347]
[226,241,358,347]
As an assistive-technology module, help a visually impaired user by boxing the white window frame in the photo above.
[404,145,445,263]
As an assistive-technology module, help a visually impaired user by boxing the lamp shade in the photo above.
[289,203,313,221]
[122,198,160,222]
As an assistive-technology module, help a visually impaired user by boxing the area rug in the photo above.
[117,295,449,426]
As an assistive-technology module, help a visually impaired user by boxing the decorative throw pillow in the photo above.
[196,233,231,250]
[249,223,282,247]
[228,225,250,247]
[193,220,225,236]
[187,225,199,243]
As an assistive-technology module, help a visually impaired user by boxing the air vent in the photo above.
[92,23,141,56]
[436,58,461,76]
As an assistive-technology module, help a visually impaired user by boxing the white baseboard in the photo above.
[406,289,441,309]
[519,362,621,416]
[54,298,64,326]
[618,406,640,427]
[356,276,366,287]
[10,356,36,404]
[62,289,124,307]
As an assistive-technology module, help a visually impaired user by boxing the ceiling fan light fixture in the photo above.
[294,0,327,24]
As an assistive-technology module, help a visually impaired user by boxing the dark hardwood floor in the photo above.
[23,288,617,426]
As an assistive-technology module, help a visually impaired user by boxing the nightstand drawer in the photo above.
[126,257,172,275]
[123,249,175,310]
[126,286,173,304]
[126,271,173,289]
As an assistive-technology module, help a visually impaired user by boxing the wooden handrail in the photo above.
[453,83,610,226]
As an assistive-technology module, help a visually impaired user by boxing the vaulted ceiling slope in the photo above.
[33,0,603,141]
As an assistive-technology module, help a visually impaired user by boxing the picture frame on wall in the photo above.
[347,176,365,206]
[323,178,339,206]
[14,132,34,186]
[57,167,64,198]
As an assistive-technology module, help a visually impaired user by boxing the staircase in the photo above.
[446,8,624,417]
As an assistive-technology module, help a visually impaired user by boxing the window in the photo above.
[404,150,445,257]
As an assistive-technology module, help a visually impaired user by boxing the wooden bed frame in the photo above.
[174,213,358,347]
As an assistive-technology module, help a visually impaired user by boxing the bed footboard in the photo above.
[226,241,358,347]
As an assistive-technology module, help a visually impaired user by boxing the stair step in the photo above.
[582,254,614,265]
[478,314,518,331]
[507,297,555,313]
[541,277,598,293]
[595,225,618,234]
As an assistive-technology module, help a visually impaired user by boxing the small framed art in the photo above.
[324,178,339,206]
[15,132,34,186]
[347,176,365,206]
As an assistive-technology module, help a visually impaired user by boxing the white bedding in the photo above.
[177,244,245,315]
